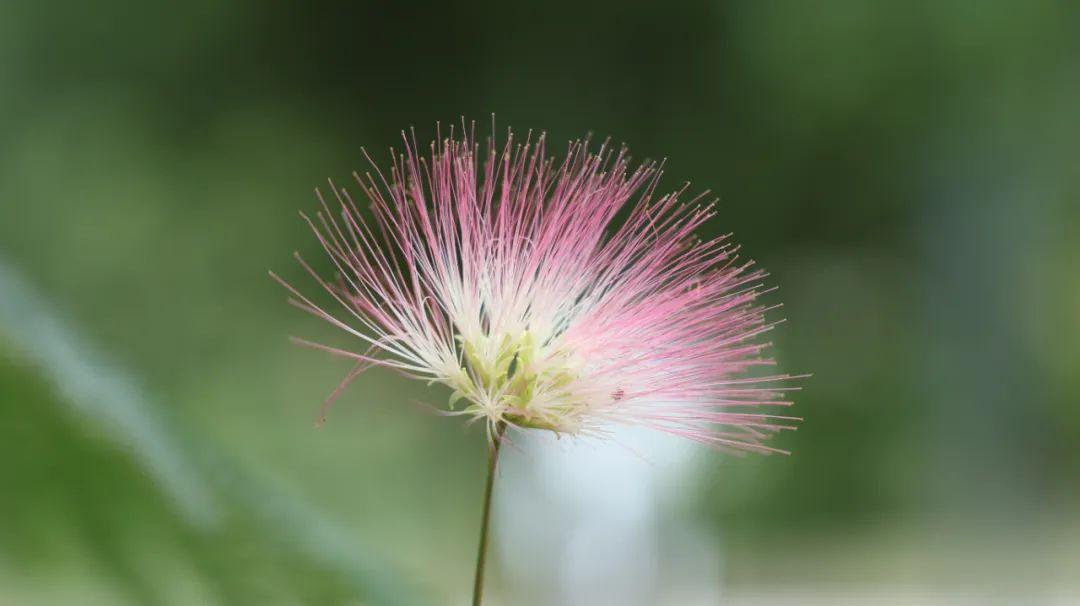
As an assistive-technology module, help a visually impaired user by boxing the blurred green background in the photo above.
[1,1,1078,604]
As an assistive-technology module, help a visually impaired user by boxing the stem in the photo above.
[472,422,505,606]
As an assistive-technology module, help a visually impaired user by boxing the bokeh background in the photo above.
[2,1,1078,604]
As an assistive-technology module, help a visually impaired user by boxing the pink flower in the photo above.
[274,124,799,454]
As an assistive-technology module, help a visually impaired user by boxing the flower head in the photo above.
[275,124,799,454]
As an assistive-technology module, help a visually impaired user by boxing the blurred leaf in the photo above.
[0,259,428,606]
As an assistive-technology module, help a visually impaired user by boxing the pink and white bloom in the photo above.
[274,125,799,454]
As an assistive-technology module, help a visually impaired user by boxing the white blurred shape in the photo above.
[494,425,723,606]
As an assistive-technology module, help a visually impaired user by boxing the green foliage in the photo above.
[0,268,427,606]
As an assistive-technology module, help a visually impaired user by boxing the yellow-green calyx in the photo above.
[447,329,581,432]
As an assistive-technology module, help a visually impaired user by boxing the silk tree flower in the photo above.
[272,124,800,604]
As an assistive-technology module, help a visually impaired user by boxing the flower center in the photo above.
[448,329,581,431]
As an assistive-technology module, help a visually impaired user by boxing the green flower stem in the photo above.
[471,422,506,606]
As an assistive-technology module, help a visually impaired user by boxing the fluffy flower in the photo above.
[274,124,799,453]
